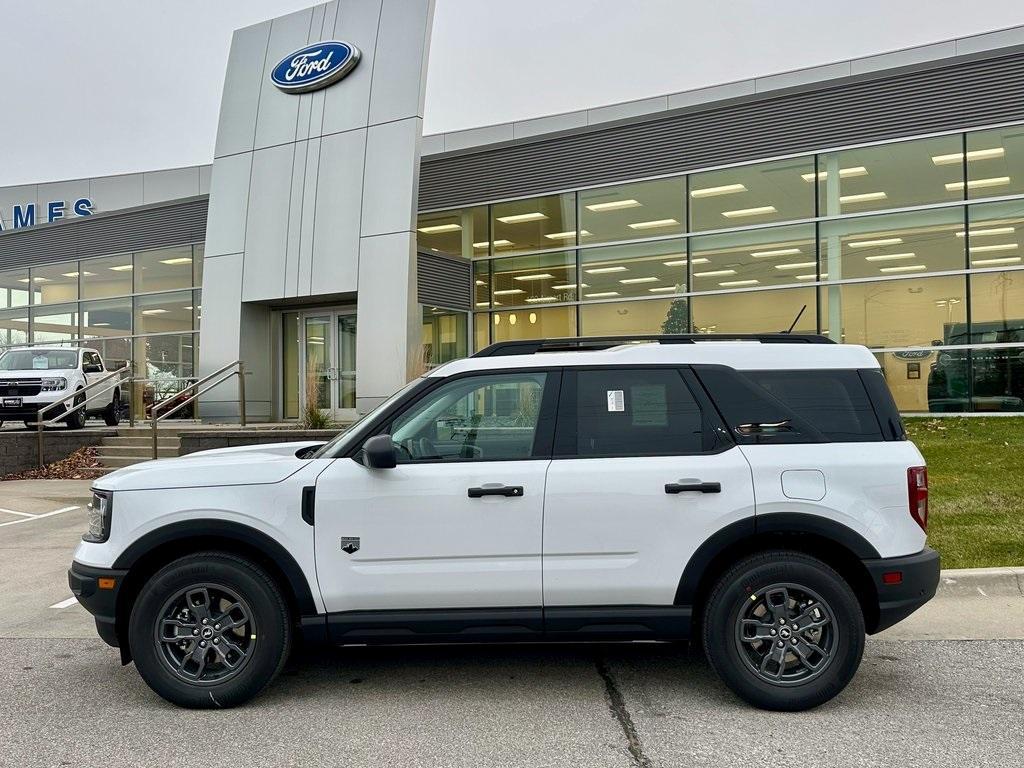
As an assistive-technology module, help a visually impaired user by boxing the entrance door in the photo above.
[296,310,357,422]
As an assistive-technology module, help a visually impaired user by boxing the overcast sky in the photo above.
[2,0,1024,186]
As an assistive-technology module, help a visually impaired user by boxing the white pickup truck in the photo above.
[0,346,121,429]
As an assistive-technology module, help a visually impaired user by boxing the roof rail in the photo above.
[472,333,836,357]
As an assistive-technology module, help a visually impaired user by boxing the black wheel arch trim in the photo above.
[674,512,881,606]
[111,519,318,616]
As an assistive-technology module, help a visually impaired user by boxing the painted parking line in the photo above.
[0,508,38,518]
[0,506,80,528]
[50,596,79,609]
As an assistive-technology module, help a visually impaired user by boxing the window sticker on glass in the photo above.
[606,390,625,412]
[32,355,48,370]
[631,384,668,426]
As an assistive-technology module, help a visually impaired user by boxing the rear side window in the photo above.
[555,368,709,457]
[744,370,883,442]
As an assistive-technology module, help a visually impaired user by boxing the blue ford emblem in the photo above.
[271,41,360,94]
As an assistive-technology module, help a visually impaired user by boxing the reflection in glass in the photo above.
[690,225,817,292]
[580,298,685,335]
[965,126,1024,200]
[134,291,194,334]
[282,312,300,420]
[473,260,490,309]
[969,269,1024,344]
[580,240,687,300]
[30,262,79,305]
[970,347,1024,412]
[474,312,490,352]
[0,309,29,346]
[135,246,194,293]
[966,199,1024,270]
[817,135,963,215]
[417,206,489,258]
[579,178,685,245]
[691,287,815,335]
[81,254,133,299]
[81,298,132,339]
[490,251,576,306]
[690,157,815,231]
[0,269,30,309]
[491,306,576,342]
[820,276,967,347]
[30,303,78,343]
[422,307,468,367]
[338,314,357,409]
[492,193,576,254]
[304,317,330,410]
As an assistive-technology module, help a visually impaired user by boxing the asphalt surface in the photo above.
[1,480,1022,768]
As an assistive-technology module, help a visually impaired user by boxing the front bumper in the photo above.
[68,561,128,648]
[862,547,941,634]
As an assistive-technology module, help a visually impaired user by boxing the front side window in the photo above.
[557,368,706,457]
[389,372,549,462]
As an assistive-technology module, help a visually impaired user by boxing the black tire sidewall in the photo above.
[64,391,86,429]
[703,553,865,711]
[103,392,120,426]
[128,553,290,708]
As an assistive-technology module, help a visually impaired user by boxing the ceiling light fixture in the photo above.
[955,227,1014,238]
[160,257,193,265]
[879,264,927,273]
[751,248,801,258]
[800,166,868,182]
[496,212,548,224]
[524,296,558,303]
[512,273,555,282]
[543,230,590,240]
[619,277,660,284]
[551,283,587,290]
[416,223,462,234]
[840,191,887,204]
[931,147,1005,165]
[969,243,1017,253]
[774,261,817,270]
[472,239,513,249]
[109,264,134,272]
[584,199,641,212]
[663,258,708,266]
[945,176,1011,191]
[627,218,680,230]
[141,308,169,315]
[585,291,620,298]
[584,266,628,274]
[493,289,525,296]
[971,256,1022,266]
[694,269,737,277]
[864,252,917,262]
[690,183,747,198]
[848,238,903,248]
[721,205,777,218]
[719,279,760,287]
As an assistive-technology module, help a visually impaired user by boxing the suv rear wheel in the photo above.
[702,550,865,711]
[128,552,291,708]
[102,390,120,426]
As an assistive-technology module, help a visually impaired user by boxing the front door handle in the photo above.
[468,485,524,498]
[665,481,721,494]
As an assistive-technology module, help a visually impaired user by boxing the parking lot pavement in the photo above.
[1,485,1022,768]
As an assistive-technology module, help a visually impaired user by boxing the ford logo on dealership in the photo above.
[271,41,360,93]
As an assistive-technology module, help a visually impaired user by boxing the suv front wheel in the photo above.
[702,551,865,711]
[128,552,292,708]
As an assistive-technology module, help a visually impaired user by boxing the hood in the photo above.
[96,441,326,492]
[0,367,76,376]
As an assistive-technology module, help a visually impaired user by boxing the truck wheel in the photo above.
[128,552,291,709]
[102,390,121,426]
[64,391,87,429]
[702,550,865,711]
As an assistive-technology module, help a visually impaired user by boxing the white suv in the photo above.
[69,334,939,711]
[0,346,121,429]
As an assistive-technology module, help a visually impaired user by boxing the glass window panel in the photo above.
[473,260,490,309]
[872,351,959,413]
[966,126,1024,200]
[134,245,194,293]
[81,297,132,339]
[30,303,78,343]
[579,178,685,245]
[690,224,817,291]
[970,347,1024,412]
[580,239,687,300]
[474,312,490,351]
[0,268,30,309]
[193,290,202,329]
[417,206,488,258]
[580,298,686,335]
[86,337,131,371]
[0,308,29,346]
[691,286,816,335]
[492,193,576,254]
[282,312,300,420]
[491,306,576,342]
[818,208,965,282]
[137,333,197,417]
[819,275,966,348]
[817,135,963,215]
[689,157,815,231]
[30,262,79,304]
[81,254,133,299]
[134,291,194,334]
[193,244,205,286]
[490,251,576,306]
[969,269,1024,344]
[422,307,468,366]
[966,199,1024,270]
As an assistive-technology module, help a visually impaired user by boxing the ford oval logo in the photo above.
[271,41,360,94]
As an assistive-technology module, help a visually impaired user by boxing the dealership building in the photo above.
[2,1,1024,420]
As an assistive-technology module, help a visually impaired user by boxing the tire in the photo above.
[128,552,292,709]
[102,390,121,426]
[64,390,86,429]
[702,550,865,711]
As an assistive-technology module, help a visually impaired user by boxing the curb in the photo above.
[936,567,1024,598]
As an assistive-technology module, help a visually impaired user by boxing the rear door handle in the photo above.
[468,485,524,498]
[665,481,721,494]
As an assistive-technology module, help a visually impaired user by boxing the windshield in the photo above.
[0,350,78,371]
[312,377,429,459]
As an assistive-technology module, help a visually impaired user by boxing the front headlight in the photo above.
[83,489,112,543]
[41,377,67,392]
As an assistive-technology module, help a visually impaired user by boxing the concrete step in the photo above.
[100,436,181,448]
[95,455,157,469]
[96,445,179,458]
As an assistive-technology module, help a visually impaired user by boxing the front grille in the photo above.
[0,379,43,396]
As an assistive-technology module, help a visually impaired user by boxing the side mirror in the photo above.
[363,434,397,469]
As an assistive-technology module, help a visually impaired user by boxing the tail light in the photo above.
[907,466,928,532]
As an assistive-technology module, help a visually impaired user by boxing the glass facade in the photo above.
[424,127,1024,413]
[0,243,203,418]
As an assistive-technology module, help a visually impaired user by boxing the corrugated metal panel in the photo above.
[419,53,1024,210]
[417,251,470,310]
[0,197,208,270]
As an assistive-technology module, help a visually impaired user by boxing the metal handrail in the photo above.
[149,360,246,458]
[33,365,132,467]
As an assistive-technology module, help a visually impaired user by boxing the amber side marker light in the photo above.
[97,578,117,590]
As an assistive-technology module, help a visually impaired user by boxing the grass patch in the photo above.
[905,417,1024,569]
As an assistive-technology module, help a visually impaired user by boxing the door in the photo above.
[542,367,755,608]
[313,370,557,615]
[298,311,357,421]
